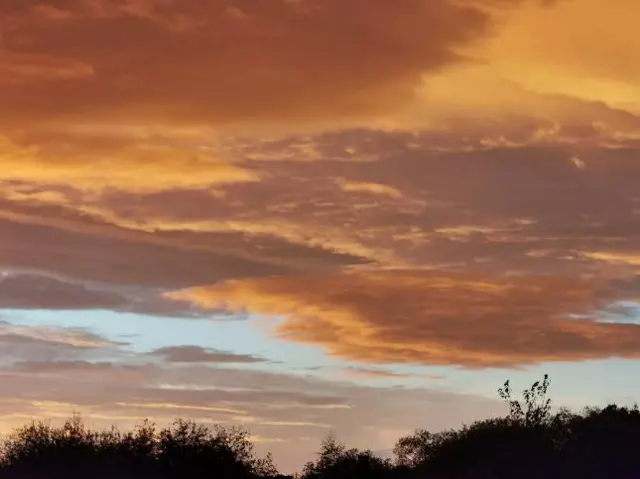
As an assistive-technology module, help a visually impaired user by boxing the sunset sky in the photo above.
[1,0,640,473]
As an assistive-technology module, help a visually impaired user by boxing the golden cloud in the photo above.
[336,179,402,198]
[0,136,258,193]
[167,270,640,368]
[581,252,640,267]
[1,185,69,207]
[394,0,640,139]
[482,0,640,112]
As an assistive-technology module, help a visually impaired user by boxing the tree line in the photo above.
[1,375,639,478]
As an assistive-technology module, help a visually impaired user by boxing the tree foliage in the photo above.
[300,434,393,479]
[0,415,277,479]
[498,373,552,426]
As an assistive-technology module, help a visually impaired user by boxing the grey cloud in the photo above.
[149,345,268,364]
[0,271,220,318]
[0,321,122,363]
[0,197,367,290]
[0,273,134,310]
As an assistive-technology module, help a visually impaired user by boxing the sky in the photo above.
[1,0,640,473]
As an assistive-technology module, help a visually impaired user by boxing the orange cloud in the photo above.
[0,0,560,129]
[167,270,640,368]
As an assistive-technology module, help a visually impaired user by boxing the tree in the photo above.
[156,419,277,478]
[393,428,459,468]
[498,373,552,427]
[393,375,560,479]
[0,415,279,479]
[559,403,640,478]
[300,434,392,479]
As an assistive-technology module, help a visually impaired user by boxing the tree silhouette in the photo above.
[300,434,392,479]
[0,415,277,479]
[393,428,459,468]
[498,373,552,426]
[558,403,640,478]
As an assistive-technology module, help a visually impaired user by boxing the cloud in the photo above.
[3,131,640,294]
[0,52,95,84]
[149,345,267,364]
[0,320,120,349]
[580,252,640,267]
[0,272,223,317]
[0,0,561,129]
[478,0,640,112]
[168,270,640,368]
[336,179,402,198]
[341,366,445,381]
[0,136,259,194]
[0,215,310,288]
[399,47,640,142]
[569,156,586,170]
[10,360,147,378]
[0,320,123,364]
[0,273,138,310]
